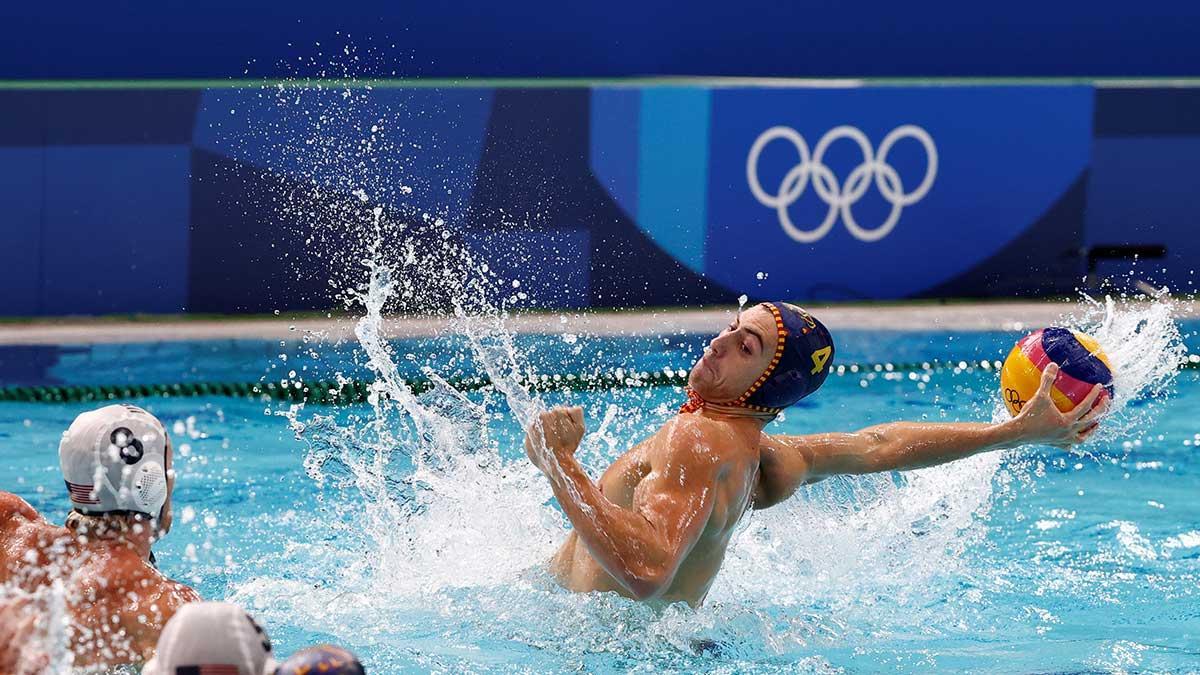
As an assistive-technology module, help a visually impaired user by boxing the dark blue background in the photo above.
[2,1,1199,79]
[2,83,1199,315]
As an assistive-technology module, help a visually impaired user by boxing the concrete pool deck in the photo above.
[0,299,1193,345]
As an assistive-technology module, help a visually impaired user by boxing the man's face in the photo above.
[688,304,779,403]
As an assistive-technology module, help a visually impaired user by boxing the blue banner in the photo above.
[2,82,1197,315]
[703,86,1093,299]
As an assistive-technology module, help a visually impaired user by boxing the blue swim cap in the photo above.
[275,645,365,675]
[740,303,835,412]
[682,302,835,419]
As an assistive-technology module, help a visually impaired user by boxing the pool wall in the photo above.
[0,81,1196,314]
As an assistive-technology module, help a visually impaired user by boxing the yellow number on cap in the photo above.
[810,346,832,374]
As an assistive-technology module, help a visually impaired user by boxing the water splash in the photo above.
[0,553,151,673]
[238,196,1192,672]
[225,70,1191,672]
[1069,291,1187,442]
[0,581,73,674]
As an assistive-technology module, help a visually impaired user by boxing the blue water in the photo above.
[1,325,1197,673]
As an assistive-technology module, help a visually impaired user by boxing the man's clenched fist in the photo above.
[525,406,585,473]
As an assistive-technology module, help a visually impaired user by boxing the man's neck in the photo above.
[114,531,153,561]
[697,407,768,437]
[67,512,154,561]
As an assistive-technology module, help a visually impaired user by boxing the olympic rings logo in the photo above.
[746,125,938,243]
[1005,387,1025,413]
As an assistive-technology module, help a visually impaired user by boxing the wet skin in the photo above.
[532,305,1109,607]
[0,435,198,671]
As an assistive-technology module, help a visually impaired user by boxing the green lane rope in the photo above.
[0,358,1193,405]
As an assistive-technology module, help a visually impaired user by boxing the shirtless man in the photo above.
[0,404,199,672]
[528,302,1107,606]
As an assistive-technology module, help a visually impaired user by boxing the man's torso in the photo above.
[0,494,195,668]
[549,415,762,606]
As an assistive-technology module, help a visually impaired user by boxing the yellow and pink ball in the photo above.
[999,327,1114,418]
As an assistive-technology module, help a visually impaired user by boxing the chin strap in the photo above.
[679,387,780,423]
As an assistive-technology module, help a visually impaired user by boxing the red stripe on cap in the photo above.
[65,481,100,505]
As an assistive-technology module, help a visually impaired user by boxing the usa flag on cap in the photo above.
[175,666,241,675]
[65,480,99,505]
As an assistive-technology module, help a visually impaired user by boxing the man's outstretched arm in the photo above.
[757,364,1108,508]
[525,408,717,600]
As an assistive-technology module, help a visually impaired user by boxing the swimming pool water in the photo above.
[1,325,1197,673]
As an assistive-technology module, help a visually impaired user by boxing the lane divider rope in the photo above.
[0,358,1192,405]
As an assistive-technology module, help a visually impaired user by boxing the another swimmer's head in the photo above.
[686,302,834,418]
[59,404,177,539]
[276,645,366,675]
[143,602,276,675]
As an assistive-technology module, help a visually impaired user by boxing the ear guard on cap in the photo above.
[131,461,168,514]
[88,444,168,517]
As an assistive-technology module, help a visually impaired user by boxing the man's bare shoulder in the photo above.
[654,415,747,465]
[753,433,820,509]
[0,494,73,585]
[80,546,200,614]
[0,493,54,548]
[65,549,200,664]
[0,492,42,528]
[115,565,201,611]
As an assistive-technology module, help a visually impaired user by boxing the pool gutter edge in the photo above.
[0,300,1192,345]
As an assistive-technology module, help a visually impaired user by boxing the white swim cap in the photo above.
[143,602,276,675]
[58,404,170,517]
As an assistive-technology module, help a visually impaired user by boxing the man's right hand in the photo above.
[524,406,585,474]
[1011,363,1109,449]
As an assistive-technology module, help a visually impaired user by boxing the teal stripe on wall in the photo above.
[637,88,711,275]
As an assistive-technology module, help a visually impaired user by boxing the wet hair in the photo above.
[64,509,156,540]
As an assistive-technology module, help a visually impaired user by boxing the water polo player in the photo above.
[0,404,199,670]
[143,601,277,675]
[526,302,1108,606]
[276,644,367,675]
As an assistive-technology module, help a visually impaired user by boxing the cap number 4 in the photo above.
[810,347,832,374]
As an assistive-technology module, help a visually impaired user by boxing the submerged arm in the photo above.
[757,364,1107,508]
[527,409,717,600]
